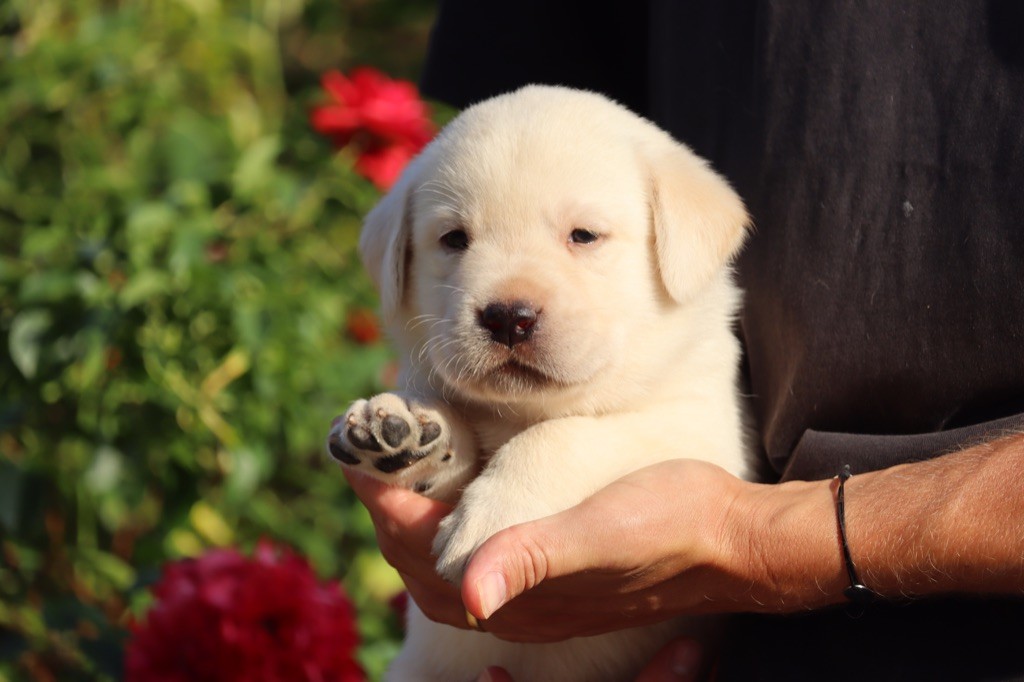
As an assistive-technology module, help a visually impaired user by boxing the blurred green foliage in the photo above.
[0,0,437,678]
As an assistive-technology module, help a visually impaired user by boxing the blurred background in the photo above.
[0,0,442,678]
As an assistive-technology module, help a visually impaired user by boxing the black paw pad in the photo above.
[381,415,411,448]
[374,450,428,473]
[347,425,382,452]
[328,437,361,465]
[419,421,442,446]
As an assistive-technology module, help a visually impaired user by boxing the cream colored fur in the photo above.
[327,86,750,682]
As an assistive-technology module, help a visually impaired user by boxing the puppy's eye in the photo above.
[570,228,601,245]
[440,229,469,252]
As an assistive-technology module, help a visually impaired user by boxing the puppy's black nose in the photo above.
[478,302,538,348]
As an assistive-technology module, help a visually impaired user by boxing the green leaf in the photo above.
[126,202,177,267]
[119,270,170,308]
[164,113,229,185]
[18,271,77,304]
[233,136,281,200]
[8,309,51,379]
[83,446,124,495]
[224,445,270,503]
[189,500,234,547]
[76,548,136,591]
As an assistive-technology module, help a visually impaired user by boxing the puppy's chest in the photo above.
[470,414,533,459]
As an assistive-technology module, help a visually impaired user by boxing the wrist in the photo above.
[723,477,849,613]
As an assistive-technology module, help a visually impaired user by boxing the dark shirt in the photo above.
[421,1,1024,678]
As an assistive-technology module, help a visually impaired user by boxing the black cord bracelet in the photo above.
[835,465,878,604]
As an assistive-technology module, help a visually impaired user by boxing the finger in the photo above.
[399,572,467,629]
[340,466,533,634]
[634,637,703,682]
[343,469,457,595]
[476,667,514,682]
[343,468,452,545]
[375,525,448,579]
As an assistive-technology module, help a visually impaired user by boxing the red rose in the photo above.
[125,541,364,682]
[352,143,420,194]
[310,68,436,190]
[345,308,381,345]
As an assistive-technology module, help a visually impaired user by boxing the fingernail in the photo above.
[476,670,494,682]
[671,640,701,678]
[477,571,508,619]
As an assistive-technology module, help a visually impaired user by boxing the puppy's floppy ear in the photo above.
[359,156,423,319]
[643,131,750,302]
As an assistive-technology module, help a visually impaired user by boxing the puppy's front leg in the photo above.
[326,392,477,503]
[433,406,746,582]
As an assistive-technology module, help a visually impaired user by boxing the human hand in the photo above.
[346,457,843,642]
[343,462,736,637]
[458,459,758,641]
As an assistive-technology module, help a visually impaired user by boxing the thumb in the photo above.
[461,504,604,620]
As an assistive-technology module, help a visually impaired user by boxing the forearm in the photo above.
[729,432,1024,611]
[847,432,1024,597]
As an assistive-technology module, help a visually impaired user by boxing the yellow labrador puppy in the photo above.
[328,85,750,681]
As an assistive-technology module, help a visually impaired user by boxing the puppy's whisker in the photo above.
[427,318,450,333]
[406,314,442,332]
[434,284,470,296]
[423,366,441,395]
[434,337,461,353]
[417,334,446,362]
[420,336,462,368]
[440,351,461,379]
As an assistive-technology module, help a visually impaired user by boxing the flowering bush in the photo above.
[0,0,431,679]
[125,543,363,682]
[311,68,436,189]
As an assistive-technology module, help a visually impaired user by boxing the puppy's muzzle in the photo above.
[478,301,538,348]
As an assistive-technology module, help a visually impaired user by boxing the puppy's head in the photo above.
[360,86,748,406]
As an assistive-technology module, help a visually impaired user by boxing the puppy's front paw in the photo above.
[433,504,485,584]
[432,478,540,583]
[327,393,453,493]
